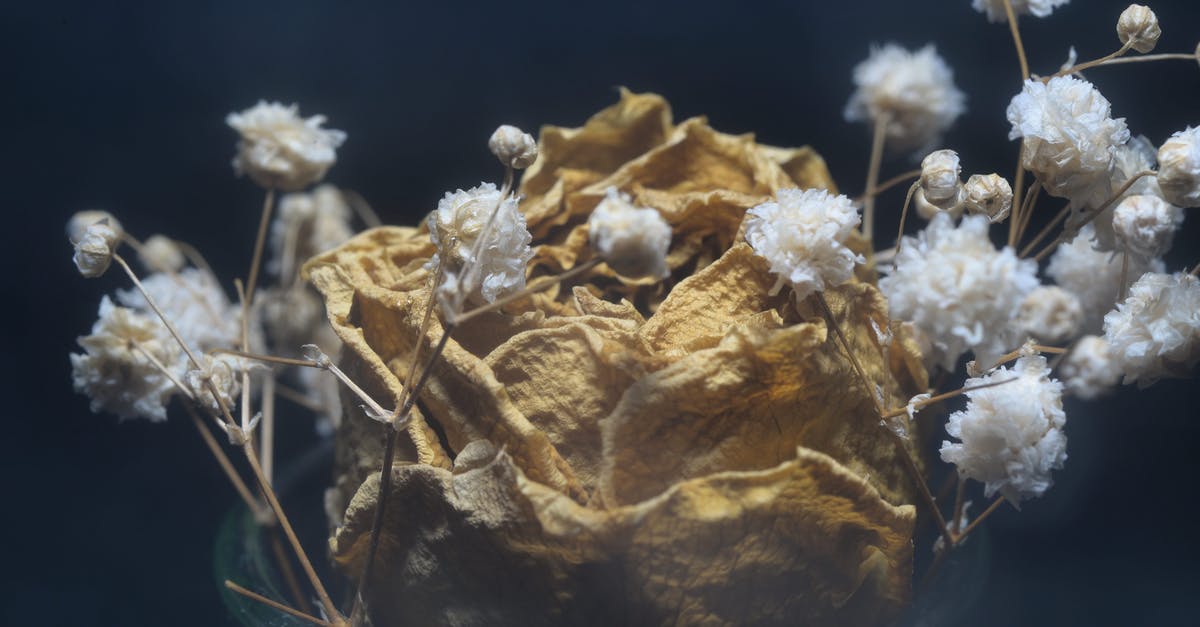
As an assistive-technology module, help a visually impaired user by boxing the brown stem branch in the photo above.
[224,580,331,627]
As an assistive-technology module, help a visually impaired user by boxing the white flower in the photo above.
[428,183,534,307]
[1060,335,1121,400]
[916,149,964,219]
[844,44,966,153]
[1084,136,1163,251]
[963,173,1013,223]
[744,188,864,301]
[1117,4,1161,54]
[881,213,1039,371]
[1014,285,1083,345]
[1157,127,1200,208]
[226,101,347,192]
[185,354,244,415]
[71,297,183,421]
[117,268,250,354]
[1103,272,1200,386]
[972,0,1070,23]
[1047,224,1165,333]
[1008,77,1129,209]
[138,235,186,273]
[73,221,119,278]
[268,184,355,276]
[1112,194,1184,259]
[67,210,122,242]
[488,125,538,170]
[940,353,1067,504]
[586,187,671,280]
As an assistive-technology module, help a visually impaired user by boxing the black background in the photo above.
[4,1,1199,625]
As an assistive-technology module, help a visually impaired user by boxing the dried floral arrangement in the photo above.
[66,2,1199,626]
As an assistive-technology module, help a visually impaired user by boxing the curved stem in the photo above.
[1047,40,1133,81]
[892,182,920,258]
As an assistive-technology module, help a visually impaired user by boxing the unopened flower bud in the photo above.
[1112,194,1183,259]
[488,125,538,170]
[67,210,123,242]
[916,149,964,219]
[1157,127,1200,208]
[139,234,186,272]
[963,173,1014,223]
[73,221,119,278]
[1117,4,1161,54]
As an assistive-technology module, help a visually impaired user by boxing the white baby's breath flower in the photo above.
[488,125,538,170]
[226,101,347,192]
[844,44,966,153]
[972,0,1070,23]
[587,187,671,280]
[1007,77,1129,209]
[1117,4,1161,53]
[185,354,243,415]
[1103,272,1200,386]
[67,210,123,243]
[916,149,964,219]
[428,183,534,306]
[940,353,1067,504]
[1047,224,1164,333]
[1014,285,1083,345]
[268,184,355,276]
[117,268,251,354]
[71,297,183,421]
[73,221,119,278]
[963,173,1013,223]
[138,235,186,273]
[1157,127,1200,208]
[881,213,1039,371]
[1084,136,1164,251]
[744,188,864,302]
[1112,194,1184,259]
[1060,335,1121,400]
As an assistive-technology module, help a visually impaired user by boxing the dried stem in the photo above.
[1095,51,1200,67]
[1019,203,1070,258]
[342,189,383,229]
[854,168,921,203]
[224,580,331,627]
[1002,0,1030,81]
[450,258,602,326]
[1009,155,1027,247]
[814,293,883,418]
[262,370,276,486]
[269,530,313,617]
[1014,180,1041,244]
[1032,170,1155,262]
[893,429,954,548]
[892,182,920,257]
[1047,40,1134,80]
[880,375,1019,420]
[955,495,1007,544]
[1190,260,1200,276]
[243,188,276,308]
[213,348,322,369]
[183,403,260,516]
[861,112,891,244]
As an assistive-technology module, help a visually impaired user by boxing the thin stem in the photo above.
[893,182,920,257]
[213,348,322,369]
[894,430,954,548]
[1190,260,1200,276]
[861,113,891,244]
[244,188,276,309]
[131,341,195,401]
[450,258,602,326]
[396,260,445,414]
[269,530,313,617]
[1002,0,1030,81]
[1047,40,1134,80]
[1032,171,1155,262]
[814,293,883,418]
[985,344,1067,371]
[236,280,254,435]
[274,383,327,413]
[184,403,260,516]
[342,189,383,229]
[854,168,921,203]
[1019,203,1070,258]
[241,443,343,624]
[224,580,331,627]
[955,495,1007,544]
[262,370,276,486]
[880,375,1019,420]
[1009,155,1027,247]
[1014,180,1041,244]
[1096,52,1200,66]
[173,239,218,280]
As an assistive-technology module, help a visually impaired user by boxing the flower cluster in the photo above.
[1104,272,1200,387]
[227,101,346,191]
[427,183,534,307]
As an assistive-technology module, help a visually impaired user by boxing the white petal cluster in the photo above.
[1014,285,1083,345]
[844,44,966,153]
[1047,224,1164,333]
[1103,272,1200,386]
[67,210,123,243]
[972,0,1070,23]
[1007,77,1129,209]
[963,173,1013,223]
[1085,136,1163,251]
[744,188,864,302]
[139,235,186,273]
[185,354,244,414]
[587,187,671,280]
[940,353,1067,504]
[1117,4,1161,54]
[227,101,347,192]
[268,184,355,277]
[117,268,248,354]
[881,213,1039,371]
[1060,335,1121,400]
[1112,194,1184,259]
[71,297,182,421]
[916,149,964,219]
[428,183,534,306]
[1157,127,1200,208]
[73,221,119,278]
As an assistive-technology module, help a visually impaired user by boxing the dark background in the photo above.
[5,1,1199,625]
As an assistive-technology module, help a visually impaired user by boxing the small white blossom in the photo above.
[586,187,671,280]
[1047,225,1164,333]
[1084,136,1163,251]
[972,0,1070,23]
[1014,285,1083,344]
[940,353,1067,504]
[1060,335,1121,400]
[963,173,1013,223]
[428,183,534,307]
[881,213,1039,371]
[1157,127,1200,208]
[1103,272,1200,386]
[1117,4,1161,53]
[744,188,864,301]
[1112,194,1184,259]
[117,268,250,354]
[844,44,966,153]
[71,297,183,421]
[488,125,538,170]
[73,221,119,278]
[67,210,123,243]
[1007,77,1129,209]
[138,235,186,273]
[185,354,243,415]
[268,184,355,276]
[226,101,347,192]
[916,149,964,219]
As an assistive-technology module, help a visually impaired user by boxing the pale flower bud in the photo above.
[73,222,119,278]
[1111,194,1184,259]
[1157,127,1200,208]
[587,187,672,280]
[963,173,1013,223]
[488,125,538,170]
[67,210,123,243]
[138,234,186,273]
[916,150,964,219]
[1117,4,1161,54]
